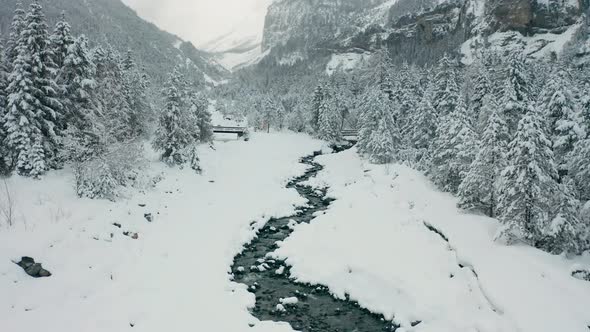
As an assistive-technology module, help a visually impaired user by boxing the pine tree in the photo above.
[470,57,492,113]
[153,67,193,165]
[287,102,308,133]
[458,96,509,217]
[310,83,325,132]
[329,78,353,132]
[122,50,136,71]
[187,145,201,173]
[26,0,63,161]
[261,95,278,133]
[4,1,62,176]
[581,81,590,134]
[569,136,590,200]
[317,89,342,143]
[275,99,287,130]
[123,67,151,138]
[398,61,421,132]
[93,45,132,141]
[501,52,531,134]
[5,48,46,176]
[357,90,379,154]
[371,49,395,101]
[536,65,562,116]
[59,36,101,175]
[542,68,585,174]
[429,96,478,193]
[0,38,10,174]
[357,88,401,163]
[496,105,559,246]
[367,117,397,164]
[189,94,213,143]
[61,35,96,131]
[432,54,460,116]
[50,11,74,71]
[407,83,437,151]
[5,2,26,68]
[469,55,496,131]
[50,12,75,136]
[119,50,152,137]
[540,177,585,254]
[0,40,7,108]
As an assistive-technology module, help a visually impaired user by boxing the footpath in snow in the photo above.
[0,133,326,332]
[274,147,590,332]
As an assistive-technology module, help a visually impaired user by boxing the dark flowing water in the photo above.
[231,147,412,331]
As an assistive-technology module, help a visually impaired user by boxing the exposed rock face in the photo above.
[258,0,587,67]
[486,0,533,32]
[261,0,470,65]
[486,0,584,32]
[384,1,467,64]
[262,0,385,54]
[531,0,584,30]
[387,0,446,23]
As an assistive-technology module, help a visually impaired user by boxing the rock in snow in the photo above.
[279,297,299,306]
[14,257,52,278]
[572,268,590,282]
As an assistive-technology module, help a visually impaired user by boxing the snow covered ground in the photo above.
[273,147,590,332]
[326,52,371,76]
[3,135,590,332]
[461,23,583,64]
[0,133,326,332]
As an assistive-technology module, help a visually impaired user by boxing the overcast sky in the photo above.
[122,0,272,49]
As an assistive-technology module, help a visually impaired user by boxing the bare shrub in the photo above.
[74,141,146,201]
[0,179,14,227]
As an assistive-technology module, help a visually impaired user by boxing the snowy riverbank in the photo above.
[274,146,590,332]
[0,133,326,332]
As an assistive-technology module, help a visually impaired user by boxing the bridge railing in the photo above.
[212,126,250,140]
[212,126,247,133]
[341,129,358,136]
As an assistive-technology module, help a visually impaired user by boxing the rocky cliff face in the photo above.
[487,0,584,32]
[383,0,467,64]
[262,0,387,53]
[258,0,588,67]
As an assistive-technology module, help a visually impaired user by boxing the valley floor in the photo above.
[1,132,589,332]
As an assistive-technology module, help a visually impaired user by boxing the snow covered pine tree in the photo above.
[458,95,509,217]
[4,1,62,177]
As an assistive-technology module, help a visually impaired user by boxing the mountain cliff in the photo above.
[257,0,588,68]
[0,0,230,85]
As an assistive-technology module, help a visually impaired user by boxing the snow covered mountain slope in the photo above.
[205,33,264,71]
[199,0,273,70]
[0,0,229,84]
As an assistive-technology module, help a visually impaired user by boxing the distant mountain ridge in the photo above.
[198,0,273,70]
[0,0,230,85]
[204,33,264,71]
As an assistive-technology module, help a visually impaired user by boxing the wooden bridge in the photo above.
[212,126,357,141]
[213,126,248,137]
[341,129,358,141]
